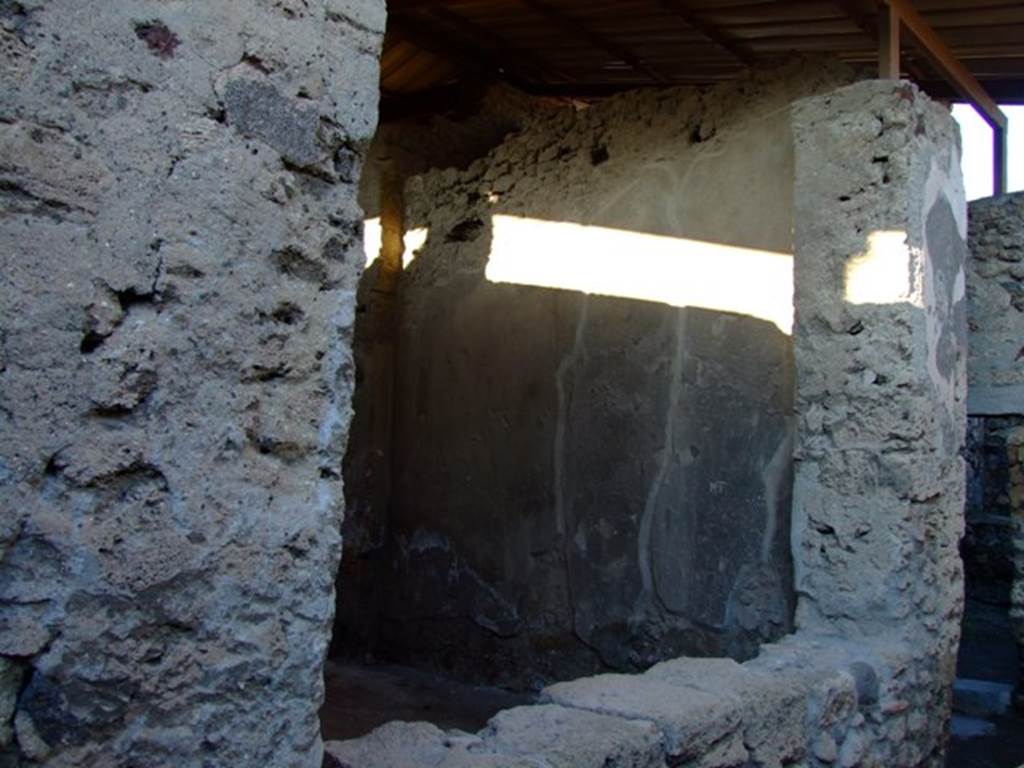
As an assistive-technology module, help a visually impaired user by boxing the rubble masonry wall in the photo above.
[0,2,382,765]
[964,191,1024,699]
[965,192,1024,415]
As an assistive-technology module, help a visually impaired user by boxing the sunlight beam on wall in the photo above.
[362,217,427,269]
[844,230,914,305]
[483,215,794,335]
[402,227,428,266]
[364,217,382,266]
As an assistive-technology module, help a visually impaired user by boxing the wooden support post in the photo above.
[378,161,405,295]
[995,124,1009,196]
[878,2,900,79]
[883,1,1007,130]
[881,0,1009,196]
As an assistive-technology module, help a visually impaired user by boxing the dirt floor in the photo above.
[319,660,534,742]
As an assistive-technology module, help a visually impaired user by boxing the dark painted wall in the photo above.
[332,64,851,688]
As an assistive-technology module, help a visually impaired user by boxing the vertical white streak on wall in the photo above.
[636,309,686,609]
[760,427,793,562]
[553,296,590,538]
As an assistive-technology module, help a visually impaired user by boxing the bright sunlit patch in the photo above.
[484,215,794,334]
[402,227,428,267]
[952,103,1024,201]
[361,218,427,269]
[844,231,912,305]
[363,217,382,266]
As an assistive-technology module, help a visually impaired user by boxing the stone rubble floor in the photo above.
[947,709,1024,768]
[948,599,1024,768]
[319,659,534,742]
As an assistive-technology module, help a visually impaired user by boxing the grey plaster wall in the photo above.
[0,2,382,765]
[337,61,856,688]
[333,86,542,660]
[966,192,1024,415]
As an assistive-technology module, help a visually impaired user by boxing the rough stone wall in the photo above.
[327,77,969,768]
[962,417,1016,607]
[792,80,967,763]
[0,2,382,765]
[1002,426,1024,700]
[966,192,1024,415]
[359,84,544,217]
[338,60,858,688]
[963,193,1024,701]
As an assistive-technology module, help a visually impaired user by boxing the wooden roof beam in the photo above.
[881,0,1008,194]
[515,0,672,84]
[654,0,756,67]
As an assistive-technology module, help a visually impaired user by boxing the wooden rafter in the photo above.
[515,0,672,84]
[427,5,570,85]
[834,0,874,33]
[833,0,927,81]
[386,13,530,91]
[921,79,1024,106]
[654,0,755,67]
[883,0,1005,129]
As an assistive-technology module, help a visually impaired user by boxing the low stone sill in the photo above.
[324,631,928,768]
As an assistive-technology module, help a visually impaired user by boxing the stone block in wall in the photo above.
[645,656,812,766]
[542,672,746,764]
[480,705,665,768]
[324,712,665,768]
[325,722,461,768]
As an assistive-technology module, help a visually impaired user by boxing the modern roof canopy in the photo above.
[381,0,1024,194]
